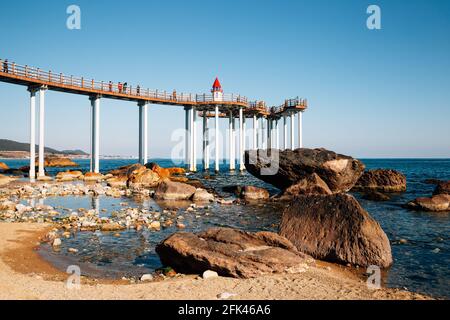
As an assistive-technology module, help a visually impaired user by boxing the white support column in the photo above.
[283,115,288,150]
[298,111,303,148]
[267,119,272,149]
[184,107,190,169]
[276,119,280,150]
[253,115,257,150]
[243,116,247,153]
[28,87,37,182]
[38,87,47,178]
[214,106,220,173]
[192,108,197,172]
[290,113,295,150]
[202,111,210,171]
[90,95,101,173]
[138,102,148,165]
[229,111,234,171]
[239,107,244,171]
[261,118,265,150]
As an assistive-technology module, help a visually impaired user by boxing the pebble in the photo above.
[217,292,237,300]
[140,274,154,282]
[177,223,186,229]
[52,238,62,247]
[399,239,408,245]
[203,270,219,279]
[68,248,79,253]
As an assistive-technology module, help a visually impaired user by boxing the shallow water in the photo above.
[1,158,449,298]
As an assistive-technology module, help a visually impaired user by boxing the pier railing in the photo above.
[0,59,248,105]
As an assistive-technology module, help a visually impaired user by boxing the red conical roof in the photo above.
[212,77,222,89]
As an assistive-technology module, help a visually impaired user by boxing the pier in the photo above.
[0,59,308,180]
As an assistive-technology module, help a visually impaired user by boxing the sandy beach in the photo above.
[0,222,431,300]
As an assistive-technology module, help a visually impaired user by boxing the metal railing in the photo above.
[0,59,249,105]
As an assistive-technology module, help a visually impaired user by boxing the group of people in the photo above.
[106,81,142,95]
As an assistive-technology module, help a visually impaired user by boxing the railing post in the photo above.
[70,75,73,86]
[37,68,40,79]
[60,73,63,83]
[49,70,51,82]
[91,79,94,89]
[81,77,84,88]
[25,65,28,77]
[12,63,16,74]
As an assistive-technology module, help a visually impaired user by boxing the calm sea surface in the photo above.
[2,158,449,299]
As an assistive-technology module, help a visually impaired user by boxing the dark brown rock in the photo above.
[433,181,450,196]
[155,179,196,200]
[353,169,406,193]
[405,194,450,212]
[279,194,393,268]
[245,148,365,194]
[155,227,312,278]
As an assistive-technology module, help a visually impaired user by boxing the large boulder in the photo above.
[192,188,215,202]
[155,227,312,278]
[433,181,450,196]
[56,171,83,181]
[83,172,105,182]
[0,162,9,171]
[281,173,333,199]
[155,179,196,200]
[279,194,393,268]
[405,194,450,212]
[353,169,406,193]
[145,162,172,179]
[244,148,365,194]
[109,163,144,178]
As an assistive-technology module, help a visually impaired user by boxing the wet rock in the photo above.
[167,167,186,176]
[433,181,450,196]
[192,188,215,202]
[155,180,196,201]
[156,227,313,279]
[149,221,161,231]
[279,194,393,268]
[405,194,450,212]
[128,166,160,188]
[353,169,407,193]
[56,171,83,181]
[84,172,105,182]
[240,186,270,201]
[0,162,9,170]
[145,163,172,179]
[245,148,365,194]
[362,191,391,202]
[101,222,126,232]
[106,176,128,188]
[68,248,78,253]
[52,238,62,247]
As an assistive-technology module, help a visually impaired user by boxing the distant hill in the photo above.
[0,139,88,155]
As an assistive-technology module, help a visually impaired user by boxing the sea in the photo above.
[1,158,449,299]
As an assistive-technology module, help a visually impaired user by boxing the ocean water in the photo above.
[1,158,449,299]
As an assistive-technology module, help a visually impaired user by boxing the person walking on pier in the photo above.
[118,82,123,93]
[108,81,113,92]
[3,59,8,73]
[123,82,128,94]
[137,85,141,96]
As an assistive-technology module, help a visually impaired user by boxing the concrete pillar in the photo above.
[243,116,247,153]
[290,113,295,150]
[214,106,220,173]
[276,119,280,150]
[38,87,47,178]
[298,111,303,148]
[202,111,210,171]
[267,119,272,149]
[239,107,244,171]
[28,87,37,182]
[253,115,258,150]
[229,111,235,171]
[283,115,288,150]
[192,108,197,172]
[138,102,148,165]
[90,95,101,173]
[184,107,190,169]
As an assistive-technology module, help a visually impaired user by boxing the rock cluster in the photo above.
[353,169,407,193]
[405,180,450,212]
[245,148,365,198]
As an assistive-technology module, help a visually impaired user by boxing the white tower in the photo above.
[212,77,223,102]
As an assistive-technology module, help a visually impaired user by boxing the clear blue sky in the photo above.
[0,0,449,158]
